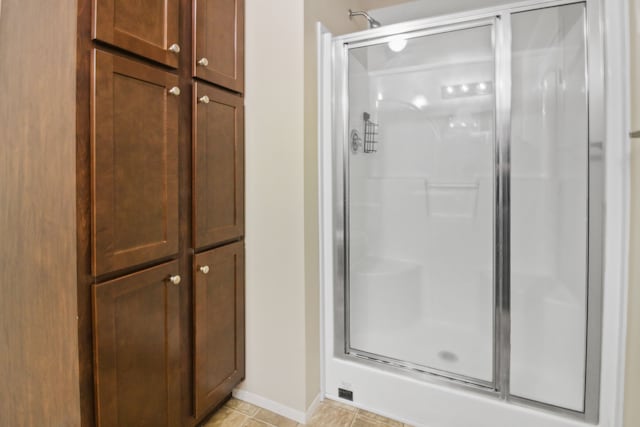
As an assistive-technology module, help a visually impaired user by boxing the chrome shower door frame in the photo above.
[330,0,604,422]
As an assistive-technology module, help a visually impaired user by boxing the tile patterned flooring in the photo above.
[203,397,413,427]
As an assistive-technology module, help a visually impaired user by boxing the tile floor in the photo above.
[203,397,413,427]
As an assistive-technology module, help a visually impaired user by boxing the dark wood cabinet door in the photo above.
[92,50,179,276]
[193,242,245,418]
[93,0,180,67]
[193,83,244,249]
[93,261,181,427]
[194,0,244,92]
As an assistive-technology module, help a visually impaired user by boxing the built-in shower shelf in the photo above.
[425,181,480,219]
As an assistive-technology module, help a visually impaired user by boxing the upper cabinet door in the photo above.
[194,0,244,92]
[92,50,180,276]
[193,82,244,249]
[93,261,181,427]
[93,0,180,68]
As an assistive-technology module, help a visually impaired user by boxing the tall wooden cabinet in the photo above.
[76,0,245,425]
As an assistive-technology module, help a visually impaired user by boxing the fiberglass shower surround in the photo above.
[324,1,603,426]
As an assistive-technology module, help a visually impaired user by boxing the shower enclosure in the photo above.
[320,0,603,425]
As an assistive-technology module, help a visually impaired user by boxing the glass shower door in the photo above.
[510,3,589,411]
[346,23,496,384]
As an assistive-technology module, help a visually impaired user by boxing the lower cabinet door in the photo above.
[193,242,245,417]
[93,261,181,427]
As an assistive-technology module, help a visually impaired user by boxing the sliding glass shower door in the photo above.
[346,22,497,384]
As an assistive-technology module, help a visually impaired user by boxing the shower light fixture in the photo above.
[388,37,407,52]
[411,95,428,109]
[448,116,482,130]
[442,81,493,99]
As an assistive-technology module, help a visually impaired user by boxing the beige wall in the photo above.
[0,0,80,425]
[242,0,308,412]
[242,0,412,414]
[625,1,640,425]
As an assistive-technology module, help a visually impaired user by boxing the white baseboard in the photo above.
[305,393,323,423]
[232,389,324,424]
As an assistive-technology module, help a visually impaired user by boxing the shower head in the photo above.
[348,9,382,29]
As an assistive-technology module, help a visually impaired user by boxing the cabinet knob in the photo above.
[198,95,210,104]
[168,43,181,53]
[197,57,209,67]
[169,275,181,285]
[199,265,210,274]
[168,86,181,96]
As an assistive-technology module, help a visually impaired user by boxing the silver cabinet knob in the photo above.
[198,95,210,104]
[199,265,210,274]
[169,275,181,285]
[168,86,181,96]
[197,57,209,67]
[168,43,181,53]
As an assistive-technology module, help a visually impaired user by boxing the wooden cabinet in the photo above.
[193,242,245,418]
[91,50,180,276]
[93,0,180,68]
[193,83,244,249]
[92,261,181,427]
[75,1,245,425]
[194,0,245,92]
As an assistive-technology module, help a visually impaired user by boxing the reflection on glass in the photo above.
[347,25,495,382]
[510,4,588,411]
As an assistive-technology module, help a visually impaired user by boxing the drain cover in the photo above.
[438,350,459,363]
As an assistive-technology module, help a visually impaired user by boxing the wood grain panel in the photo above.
[93,261,181,427]
[77,0,98,425]
[177,0,197,423]
[193,83,244,249]
[194,0,244,92]
[0,0,81,425]
[94,0,180,67]
[193,242,245,418]
[92,50,179,276]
